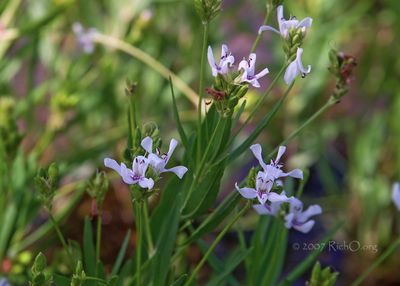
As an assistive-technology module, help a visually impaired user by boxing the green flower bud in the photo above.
[34,163,59,211]
[308,261,338,286]
[71,261,86,286]
[194,0,222,23]
[30,253,52,286]
[86,171,109,210]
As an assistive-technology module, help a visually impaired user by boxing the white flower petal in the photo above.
[258,25,281,35]
[235,183,257,199]
[275,146,287,163]
[164,166,188,179]
[297,205,322,223]
[255,67,269,80]
[296,48,311,74]
[139,177,154,189]
[297,17,313,28]
[104,158,122,175]
[141,136,153,153]
[250,144,268,171]
[293,220,315,233]
[166,138,178,163]
[284,59,299,85]
[120,163,135,184]
[207,46,218,77]
[282,168,304,179]
[268,192,290,203]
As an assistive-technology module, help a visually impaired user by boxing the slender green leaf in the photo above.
[111,229,132,275]
[169,77,189,149]
[83,217,96,279]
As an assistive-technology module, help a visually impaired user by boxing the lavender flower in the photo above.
[284,48,311,85]
[104,157,154,189]
[235,173,289,205]
[252,191,289,216]
[284,197,322,233]
[72,22,97,54]
[0,278,10,286]
[141,137,188,178]
[258,5,312,39]
[392,182,400,210]
[207,44,235,77]
[238,53,269,88]
[250,144,303,184]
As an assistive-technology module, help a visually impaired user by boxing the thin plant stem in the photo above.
[183,203,251,286]
[182,117,223,211]
[250,4,273,53]
[142,200,155,256]
[267,97,337,159]
[48,213,74,268]
[351,236,400,286]
[230,63,287,142]
[133,201,143,286]
[197,23,209,165]
[95,211,102,266]
[92,33,198,107]
[85,276,109,285]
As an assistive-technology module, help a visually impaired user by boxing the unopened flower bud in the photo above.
[86,171,109,210]
[308,261,338,286]
[194,0,222,23]
[34,163,59,211]
[30,252,52,286]
[71,261,86,286]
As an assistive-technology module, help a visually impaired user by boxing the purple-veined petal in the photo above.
[293,220,315,233]
[163,166,188,179]
[250,144,268,171]
[392,182,400,210]
[258,25,280,35]
[120,163,135,184]
[284,59,299,85]
[257,192,269,205]
[141,136,153,153]
[238,59,249,72]
[235,183,257,199]
[248,53,256,76]
[253,204,280,216]
[138,177,154,189]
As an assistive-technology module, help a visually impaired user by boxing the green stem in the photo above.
[351,237,400,286]
[196,22,209,165]
[230,64,287,142]
[95,211,102,265]
[85,276,109,285]
[48,213,74,268]
[267,97,337,159]
[250,3,273,53]
[183,203,250,286]
[142,200,155,256]
[182,117,223,211]
[134,201,143,286]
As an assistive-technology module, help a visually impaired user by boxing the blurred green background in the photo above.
[0,0,400,285]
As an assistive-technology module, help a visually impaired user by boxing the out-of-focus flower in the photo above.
[141,137,188,179]
[252,191,289,216]
[284,197,322,233]
[72,22,97,54]
[104,157,154,189]
[250,144,303,183]
[237,53,269,88]
[0,277,10,286]
[284,48,311,85]
[258,5,312,39]
[207,44,235,77]
[392,182,400,211]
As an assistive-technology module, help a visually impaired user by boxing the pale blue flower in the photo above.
[252,190,290,216]
[238,53,269,88]
[207,44,235,77]
[284,197,322,233]
[258,5,312,39]
[250,144,303,184]
[0,278,10,286]
[72,22,97,54]
[104,156,154,189]
[392,182,400,210]
[284,48,311,85]
[141,137,188,179]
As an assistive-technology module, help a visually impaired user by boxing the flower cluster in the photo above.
[72,22,97,54]
[104,137,188,190]
[236,144,322,233]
